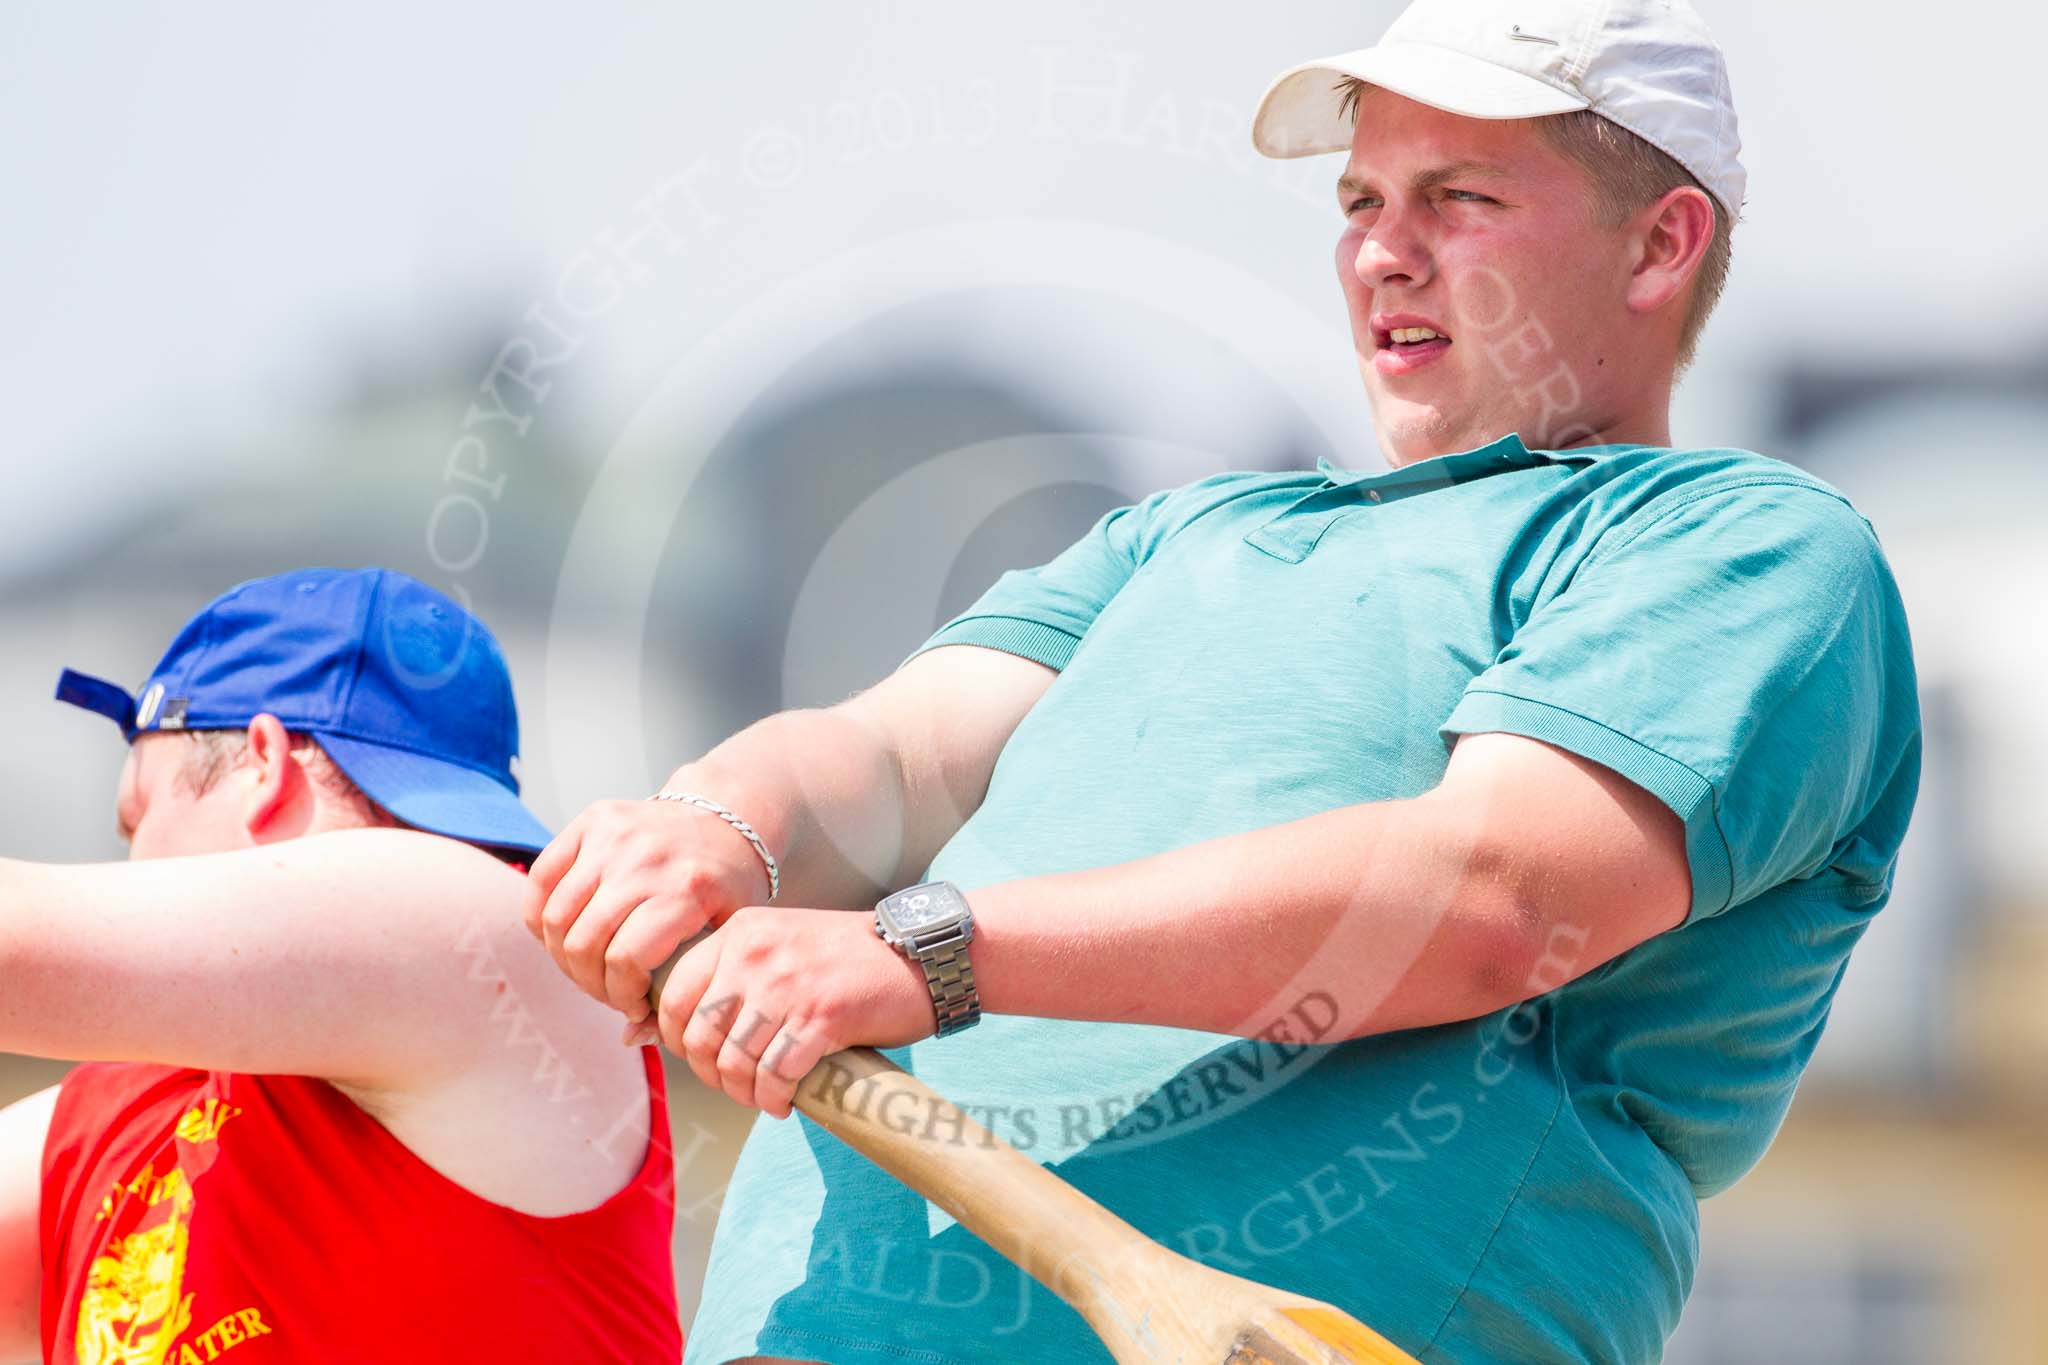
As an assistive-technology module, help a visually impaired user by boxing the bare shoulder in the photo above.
[340,1019,654,1218]
[329,831,659,1215]
[287,827,549,983]
[294,825,529,895]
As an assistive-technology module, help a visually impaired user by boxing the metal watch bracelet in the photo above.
[917,940,981,1037]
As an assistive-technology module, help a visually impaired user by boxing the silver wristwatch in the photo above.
[874,880,981,1037]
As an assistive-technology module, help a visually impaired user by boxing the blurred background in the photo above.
[3,2,2044,1361]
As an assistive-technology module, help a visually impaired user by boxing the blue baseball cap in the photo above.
[55,567,552,855]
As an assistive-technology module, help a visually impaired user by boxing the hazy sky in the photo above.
[2,0,2042,577]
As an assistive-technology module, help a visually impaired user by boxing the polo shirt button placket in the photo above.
[1367,489,1383,503]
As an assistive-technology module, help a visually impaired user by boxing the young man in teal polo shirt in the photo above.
[529,1,1921,1360]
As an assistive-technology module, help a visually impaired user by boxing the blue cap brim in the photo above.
[315,733,553,855]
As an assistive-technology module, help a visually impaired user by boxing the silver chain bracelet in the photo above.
[648,792,780,902]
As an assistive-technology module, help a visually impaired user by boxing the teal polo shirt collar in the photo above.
[1249,434,1625,563]
[1314,432,1548,488]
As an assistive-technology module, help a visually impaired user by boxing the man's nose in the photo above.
[1352,212,1431,293]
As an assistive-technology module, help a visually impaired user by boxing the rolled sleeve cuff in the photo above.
[1441,689,1735,923]
[899,615,1084,674]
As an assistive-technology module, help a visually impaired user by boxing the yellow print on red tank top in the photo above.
[73,1099,275,1365]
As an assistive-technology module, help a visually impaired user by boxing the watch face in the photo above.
[886,885,960,932]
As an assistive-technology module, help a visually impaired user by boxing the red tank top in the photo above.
[38,1049,681,1365]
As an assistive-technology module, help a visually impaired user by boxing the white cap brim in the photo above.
[1253,42,1590,159]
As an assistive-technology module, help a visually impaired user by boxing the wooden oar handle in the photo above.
[645,933,709,1001]
[644,941,1420,1365]
[645,945,1168,1317]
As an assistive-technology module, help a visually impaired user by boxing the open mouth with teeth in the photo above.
[1380,325,1450,350]
[1372,324,1453,375]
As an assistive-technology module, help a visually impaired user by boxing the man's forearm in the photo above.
[654,647,1055,916]
[631,735,1687,1105]
[0,834,538,1084]
[960,734,1692,1042]
[961,789,1555,1042]
[668,706,917,912]
[536,646,1055,1013]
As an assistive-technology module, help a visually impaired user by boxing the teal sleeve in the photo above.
[899,484,1187,672]
[1442,484,1919,923]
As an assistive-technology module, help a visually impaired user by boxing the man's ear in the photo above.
[1624,184,1716,322]
[239,713,308,841]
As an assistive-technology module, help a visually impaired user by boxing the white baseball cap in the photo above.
[1252,0,1745,218]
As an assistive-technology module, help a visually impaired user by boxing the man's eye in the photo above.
[1445,189,1494,203]
[1345,197,1381,214]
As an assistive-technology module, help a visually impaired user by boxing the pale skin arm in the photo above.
[529,643,1061,1015]
[0,829,544,1090]
[961,728,1690,1037]
[0,1086,56,1365]
[651,726,1689,1114]
[535,644,1690,1115]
